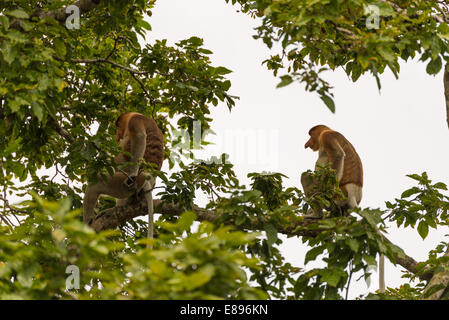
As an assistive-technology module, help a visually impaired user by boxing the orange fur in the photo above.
[115,112,164,170]
[305,125,363,205]
[83,112,164,227]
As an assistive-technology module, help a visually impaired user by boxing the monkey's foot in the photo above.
[124,176,137,190]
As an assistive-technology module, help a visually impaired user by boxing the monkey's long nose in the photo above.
[304,140,311,149]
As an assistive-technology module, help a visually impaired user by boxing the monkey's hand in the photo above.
[124,176,137,190]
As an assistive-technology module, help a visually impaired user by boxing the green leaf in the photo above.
[6,30,27,43]
[401,187,420,198]
[4,138,23,155]
[321,269,341,287]
[377,46,396,63]
[19,20,33,32]
[320,94,335,113]
[265,223,278,247]
[407,174,423,182]
[31,102,43,122]
[235,214,246,226]
[417,221,429,239]
[1,42,15,64]
[6,9,29,19]
[305,245,325,264]
[426,57,442,75]
[136,18,152,31]
[347,239,359,252]
[17,263,39,288]
[276,75,293,88]
[54,38,67,57]
[433,182,447,190]
[176,211,196,232]
[363,254,377,266]
[437,23,449,40]
[0,15,10,30]
[185,264,215,290]
[215,66,233,75]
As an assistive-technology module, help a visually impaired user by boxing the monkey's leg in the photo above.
[83,180,109,225]
[84,172,134,225]
[116,198,129,207]
[300,172,323,218]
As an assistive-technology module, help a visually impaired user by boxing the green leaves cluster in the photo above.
[295,208,400,299]
[386,172,449,240]
[227,0,449,110]
[0,197,266,299]
[0,0,236,190]
[1,0,448,300]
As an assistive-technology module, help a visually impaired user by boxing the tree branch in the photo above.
[52,55,155,106]
[54,56,149,75]
[10,0,103,29]
[422,245,449,300]
[47,118,75,143]
[89,194,432,281]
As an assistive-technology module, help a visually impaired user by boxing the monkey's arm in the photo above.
[321,132,345,181]
[126,118,147,178]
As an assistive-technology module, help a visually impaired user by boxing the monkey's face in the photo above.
[304,135,319,151]
[305,125,330,151]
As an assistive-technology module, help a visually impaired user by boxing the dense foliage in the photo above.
[0,0,448,300]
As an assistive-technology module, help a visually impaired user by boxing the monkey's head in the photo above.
[305,125,331,151]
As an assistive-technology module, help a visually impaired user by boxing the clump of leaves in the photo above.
[0,196,266,300]
[386,172,449,239]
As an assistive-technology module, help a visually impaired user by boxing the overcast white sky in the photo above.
[148,0,449,298]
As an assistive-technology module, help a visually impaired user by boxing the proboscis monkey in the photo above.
[301,125,385,293]
[301,125,363,217]
[83,112,164,240]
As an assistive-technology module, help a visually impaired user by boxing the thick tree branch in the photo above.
[89,194,432,281]
[422,245,449,300]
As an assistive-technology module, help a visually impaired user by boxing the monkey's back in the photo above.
[121,114,164,171]
[333,131,363,187]
[143,117,164,171]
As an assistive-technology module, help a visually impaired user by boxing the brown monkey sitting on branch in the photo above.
[301,125,385,293]
[301,125,363,218]
[83,112,164,239]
